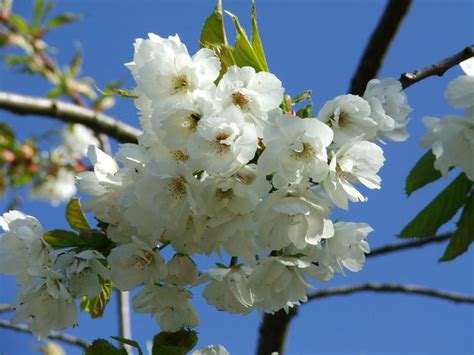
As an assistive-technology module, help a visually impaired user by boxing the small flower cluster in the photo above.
[422,58,474,181]
[29,124,99,205]
[0,34,411,338]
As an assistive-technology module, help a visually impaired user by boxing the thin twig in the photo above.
[0,91,141,144]
[117,291,132,354]
[308,283,474,304]
[0,319,89,349]
[349,0,412,95]
[0,304,13,313]
[400,45,474,89]
[368,233,452,258]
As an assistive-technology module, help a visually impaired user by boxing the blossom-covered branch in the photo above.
[349,0,413,95]
[400,45,474,89]
[307,283,474,303]
[0,319,89,349]
[0,91,141,143]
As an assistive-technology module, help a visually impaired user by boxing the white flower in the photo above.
[55,250,110,299]
[133,283,199,331]
[61,124,100,159]
[216,65,284,135]
[255,184,334,250]
[248,256,311,313]
[323,140,385,209]
[108,237,167,291]
[318,94,376,146]
[363,78,412,142]
[12,273,77,339]
[188,107,258,176]
[202,266,254,314]
[0,211,51,286]
[126,34,220,104]
[323,222,372,273]
[166,254,199,286]
[445,57,474,110]
[258,113,333,187]
[421,115,474,180]
[193,345,230,355]
[29,169,77,206]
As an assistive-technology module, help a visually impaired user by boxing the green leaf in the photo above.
[250,1,269,72]
[66,197,91,232]
[85,339,127,355]
[9,15,30,34]
[440,191,474,261]
[0,123,15,149]
[200,0,227,48]
[226,10,265,72]
[293,90,312,104]
[296,103,313,118]
[32,0,45,30]
[81,280,113,318]
[152,329,198,355]
[43,229,88,248]
[47,13,78,29]
[111,336,143,355]
[102,88,138,99]
[400,173,473,238]
[70,50,82,77]
[405,150,442,196]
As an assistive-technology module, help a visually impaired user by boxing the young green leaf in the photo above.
[43,229,88,248]
[251,1,269,72]
[296,103,313,118]
[152,329,198,355]
[440,191,474,261]
[81,280,113,319]
[66,197,91,231]
[85,339,127,355]
[111,336,143,355]
[400,173,473,238]
[32,0,45,30]
[226,10,265,72]
[200,0,227,48]
[405,150,442,196]
[47,13,78,29]
[9,15,30,34]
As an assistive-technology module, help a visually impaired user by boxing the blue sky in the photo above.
[0,0,473,354]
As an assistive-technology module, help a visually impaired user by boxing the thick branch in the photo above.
[0,319,89,349]
[349,0,412,95]
[0,304,13,313]
[307,283,474,304]
[400,45,474,89]
[0,91,141,144]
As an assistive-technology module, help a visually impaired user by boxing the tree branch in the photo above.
[0,304,13,313]
[256,233,454,355]
[349,0,412,95]
[307,283,474,304]
[0,319,89,349]
[400,45,474,89]
[0,91,141,144]
[117,290,132,354]
[368,233,451,258]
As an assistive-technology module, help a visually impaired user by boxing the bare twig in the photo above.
[0,304,13,313]
[117,291,132,354]
[256,233,454,355]
[349,0,412,95]
[307,283,474,304]
[0,319,89,349]
[369,233,452,258]
[400,45,474,89]
[0,91,141,144]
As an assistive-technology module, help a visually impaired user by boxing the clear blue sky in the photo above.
[1,0,473,354]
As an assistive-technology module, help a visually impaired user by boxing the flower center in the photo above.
[290,142,315,160]
[172,74,189,94]
[216,188,234,202]
[169,177,186,199]
[172,150,189,161]
[232,91,251,109]
[182,113,200,132]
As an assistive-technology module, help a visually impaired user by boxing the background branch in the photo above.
[349,0,412,95]
[0,91,140,144]
[400,45,474,89]
[0,319,89,349]
[307,283,474,304]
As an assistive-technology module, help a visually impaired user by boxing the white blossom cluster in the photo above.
[30,124,99,206]
[0,33,412,338]
[422,58,474,181]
